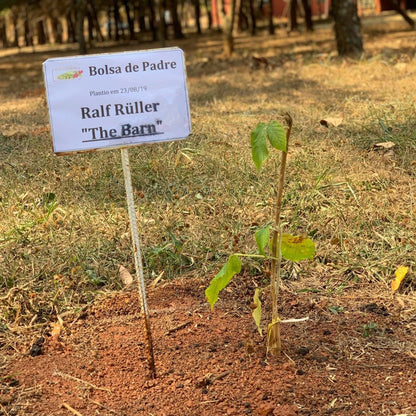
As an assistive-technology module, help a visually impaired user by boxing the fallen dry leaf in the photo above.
[119,265,134,287]
[320,117,343,128]
[373,141,396,150]
[51,322,63,342]
[391,266,409,292]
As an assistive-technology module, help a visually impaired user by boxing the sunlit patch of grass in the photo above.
[347,101,416,173]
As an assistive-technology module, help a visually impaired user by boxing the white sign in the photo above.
[43,47,191,155]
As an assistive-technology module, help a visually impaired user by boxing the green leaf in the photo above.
[281,234,315,262]
[255,225,270,256]
[328,305,344,314]
[252,288,262,336]
[205,255,242,309]
[267,121,286,152]
[250,123,268,172]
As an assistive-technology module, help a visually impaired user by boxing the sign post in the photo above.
[121,147,156,378]
[43,48,191,378]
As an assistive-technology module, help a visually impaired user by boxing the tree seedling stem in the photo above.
[268,113,292,355]
[205,114,314,356]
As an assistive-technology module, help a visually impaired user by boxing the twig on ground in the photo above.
[196,370,232,387]
[212,370,232,382]
[166,321,192,334]
[61,403,84,416]
[0,402,10,416]
[200,400,219,404]
[88,398,117,413]
[54,371,112,393]
[283,351,296,364]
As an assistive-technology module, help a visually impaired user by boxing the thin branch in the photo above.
[267,113,293,356]
[61,403,84,416]
[88,398,117,413]
[270,114,293,320]
[54,371,112,393]
[166,321,192,335]
[0,402,10,416]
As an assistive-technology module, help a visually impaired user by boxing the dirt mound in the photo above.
[3,276,415,416]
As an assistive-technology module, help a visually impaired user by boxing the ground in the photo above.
[1,12,416,416]
[2,273,416,416]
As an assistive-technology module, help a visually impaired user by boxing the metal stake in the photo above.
[121,147,156,378]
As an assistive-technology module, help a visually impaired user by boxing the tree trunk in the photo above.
[0,16,9,48]
[148,0,158,40]
[113,0,122,41]
[37,20,48,44]
[179,0,186,28]
[194,0,202,34]
[204,0,213,30]
[237,0,248,32]
[122,0,136,39]
[11,7,19,47]
[107,6,113,40]
[75,0,87,54]
[157,0,167,43]
[213,0,221,30]
[248,0,256,35]
[50,16,63,43]
[66,11,76,43]
[169,0,184,39]
[331,0,363,57]
[288,0,297,32]
[86,10,94,44]
[136,0,147,32]
[24,7,34,47]
[88,0,104,42]
[268,0,274,34]
[301,0,313,31]
[386,0,415,28]
[222,0,236,55]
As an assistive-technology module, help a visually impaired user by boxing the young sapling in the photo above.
[206,114,315,355]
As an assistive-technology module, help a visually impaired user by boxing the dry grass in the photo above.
[1,15,415,357]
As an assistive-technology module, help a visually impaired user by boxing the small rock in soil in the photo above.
[257,402,275,416]
[29,337,45,357]
[296,346,310,356]
[29,344,42,357]
[275,404,299,415]
[310,353,328,362]
[360,302,389,316]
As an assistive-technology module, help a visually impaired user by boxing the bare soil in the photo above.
[2,274,416,416]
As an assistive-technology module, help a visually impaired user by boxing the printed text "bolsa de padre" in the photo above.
[88,60,177,76]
